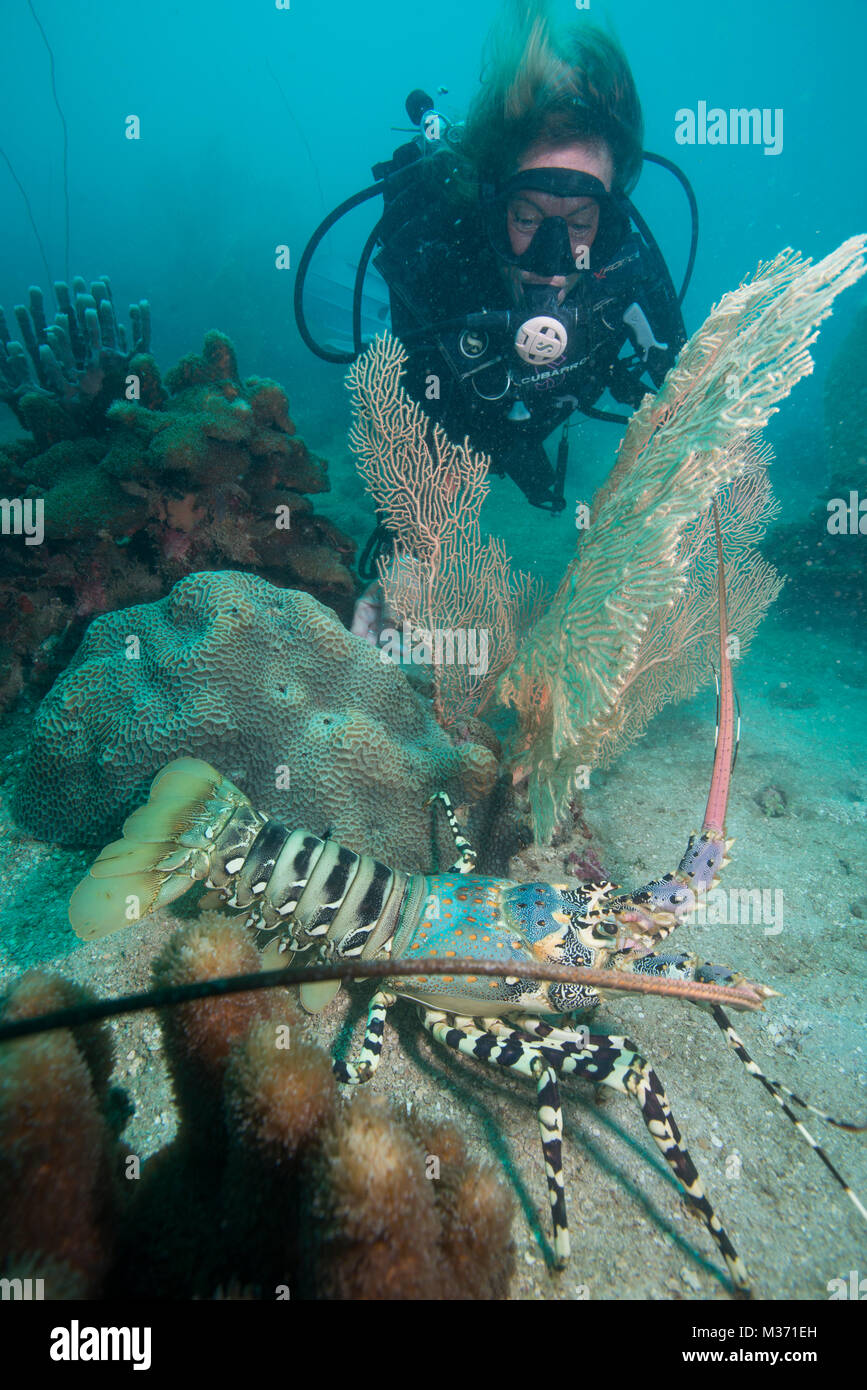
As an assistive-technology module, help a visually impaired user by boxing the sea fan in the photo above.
[499,237,867,841]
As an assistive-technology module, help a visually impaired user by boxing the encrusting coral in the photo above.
[0,918,515,1300]
[13,570,498,868]
[0,300,356,710]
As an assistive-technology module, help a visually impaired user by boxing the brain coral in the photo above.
[13,571,496,867]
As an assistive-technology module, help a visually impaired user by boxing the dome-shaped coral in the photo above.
[14,571,497,868]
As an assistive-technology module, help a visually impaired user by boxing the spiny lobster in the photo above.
[67,519,865,1298]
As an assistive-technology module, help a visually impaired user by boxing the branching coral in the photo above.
[0,920,515,1300]
[498,237,867,841]
[347,334,545,727]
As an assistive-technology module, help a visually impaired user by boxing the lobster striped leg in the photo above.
[428,791,477,874]
[516,1018,751,1298]
[333,990,397,1085]
[709,1005,867,1223]
[531,1056,569,1267]
[420,1008,570,1266]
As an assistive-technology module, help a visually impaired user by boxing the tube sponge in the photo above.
[150,914,285,1143]
[1,922,517,1299]
[0,974,120,1295]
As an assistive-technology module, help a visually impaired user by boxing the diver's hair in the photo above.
[460,2,644,194]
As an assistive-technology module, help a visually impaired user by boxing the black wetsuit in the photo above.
[373,153,686,509]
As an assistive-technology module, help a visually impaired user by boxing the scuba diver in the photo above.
[296,10,696,541]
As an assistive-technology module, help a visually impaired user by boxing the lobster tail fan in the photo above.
[141,756,225,809]
[120,759,226,844]
[68,758,242,941]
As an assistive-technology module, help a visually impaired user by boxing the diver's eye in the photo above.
[567,225,593,251]
[508,203,542,233]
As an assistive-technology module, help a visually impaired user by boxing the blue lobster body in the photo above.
[391,874,602,1016]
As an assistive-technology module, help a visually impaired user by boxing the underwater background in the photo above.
[0,0,865,1302]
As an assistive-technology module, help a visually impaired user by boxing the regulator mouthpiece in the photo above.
[514,315,569,365]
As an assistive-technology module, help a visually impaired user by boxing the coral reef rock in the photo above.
[13,571,497,867]
[0,323,356,710]
[0,920,515,1300]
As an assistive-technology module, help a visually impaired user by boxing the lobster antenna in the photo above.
[702,497,736,834]
[0,955,768,1046]
[693,500,866,1213]
[27,0,70,284]
[707,1004,867,1221]
[731,686,742,775]
[710,665,741,776]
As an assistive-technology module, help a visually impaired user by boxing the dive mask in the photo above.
[481,168,629,277]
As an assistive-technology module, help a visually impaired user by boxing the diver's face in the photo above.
[505,141,614,302]
[506,192,600,262]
